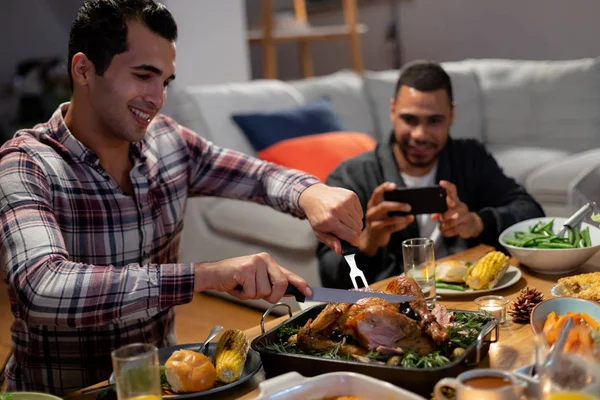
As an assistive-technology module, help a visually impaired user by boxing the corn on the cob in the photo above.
[212,329,249,383]
[464,251,509,290]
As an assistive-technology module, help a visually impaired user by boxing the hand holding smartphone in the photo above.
[383,185,448,216]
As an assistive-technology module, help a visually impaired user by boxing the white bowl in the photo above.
[499,217,600,274]
[5,393,63,400]
[256,371,426,400]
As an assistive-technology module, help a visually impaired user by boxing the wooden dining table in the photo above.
[68,244,600,399]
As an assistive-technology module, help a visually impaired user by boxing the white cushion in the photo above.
[203,199,317,251]
[362,61,484,141]
[164,84,212,138]
[568,162,600,210]
[525,149,600,205]
[467,58,600,152]
[489,146,570,185]
[182,80,304,155]
[289,70,378,139]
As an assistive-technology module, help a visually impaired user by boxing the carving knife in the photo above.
[285,285,416,303]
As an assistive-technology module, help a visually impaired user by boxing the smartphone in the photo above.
[383,185,448,216]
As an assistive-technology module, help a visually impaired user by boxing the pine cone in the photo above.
[509,287,545,323]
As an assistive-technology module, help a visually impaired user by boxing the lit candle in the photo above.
[484,302,504,322]
[474,295,509,324]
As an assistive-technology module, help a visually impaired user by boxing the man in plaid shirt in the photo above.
[0,0,364,394]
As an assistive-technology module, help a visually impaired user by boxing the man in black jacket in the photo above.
[318,60,544,289]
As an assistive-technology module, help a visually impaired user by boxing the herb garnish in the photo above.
[159,365,170,389]
[445,310,493,349]
[401,350,450,369]
[262,311,492,369]
[276,325,300,340]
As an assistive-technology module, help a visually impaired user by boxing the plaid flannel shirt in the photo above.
[0,104,319,395]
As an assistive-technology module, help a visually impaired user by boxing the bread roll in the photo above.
[165,349,217,393]
[435,260,468,283]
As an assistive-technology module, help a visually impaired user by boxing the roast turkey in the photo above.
[294,275,450,357]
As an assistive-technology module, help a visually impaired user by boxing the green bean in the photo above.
[435,282,466,291]
[568,228,574,244]
[519,237,538,247]
[538,219,554,234]
[582,227,591,247]
[536,243,577,249]
[529,221,540,233]
[572,228,580,247]
[503,220,592,249]
[503,238,522,246]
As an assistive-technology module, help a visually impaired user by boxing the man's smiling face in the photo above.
[86,20,176,143]
[390,85,454,169]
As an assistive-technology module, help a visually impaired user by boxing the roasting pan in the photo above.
[250,302,499,397]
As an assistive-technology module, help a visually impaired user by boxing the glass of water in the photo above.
[534,333,600,400]
[111,343,162,400]
[402,238,436,307]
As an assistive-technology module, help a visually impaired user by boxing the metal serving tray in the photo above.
[250,303,498,397]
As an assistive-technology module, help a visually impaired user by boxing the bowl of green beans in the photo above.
[499,217,600,274]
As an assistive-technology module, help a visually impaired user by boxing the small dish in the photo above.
[530,297,600,334]
[549,272,600,302]
[550,282,600,300]
[512,364,539,399]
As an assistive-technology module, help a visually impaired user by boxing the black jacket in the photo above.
[317,135,545,289]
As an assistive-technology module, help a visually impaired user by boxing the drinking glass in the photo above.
[402,238,436,307]
[534,333,600,400]
[111,343,162,400]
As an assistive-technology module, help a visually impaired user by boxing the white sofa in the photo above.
[165,57,600,312]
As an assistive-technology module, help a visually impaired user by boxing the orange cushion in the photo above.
[257,131,377,182]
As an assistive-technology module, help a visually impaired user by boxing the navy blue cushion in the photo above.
[231,98,345,152]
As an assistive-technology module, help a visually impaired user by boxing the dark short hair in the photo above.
[394,60,453,104]
[68,0,178,91]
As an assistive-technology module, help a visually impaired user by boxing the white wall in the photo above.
[399,0,600,63]
[163,0,250,86]
[246,0,600,80]
[0,0,251,87]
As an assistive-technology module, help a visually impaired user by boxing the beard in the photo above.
[93,101,149,144]
[91,82,150,144]
[395,136,442,168]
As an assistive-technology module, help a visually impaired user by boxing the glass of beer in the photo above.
[402,238,436,307]
[111,343,162,400]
